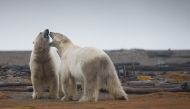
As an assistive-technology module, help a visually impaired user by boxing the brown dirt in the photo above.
[0,92,10,99]
[0,91,190,109]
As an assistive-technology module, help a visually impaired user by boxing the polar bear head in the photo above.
[33,29,50,53]
[49,32,72,50]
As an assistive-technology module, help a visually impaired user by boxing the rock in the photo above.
[0,65,30,77]
[0,71,6,76]
[125,81,155,86]
[181,82,190,91]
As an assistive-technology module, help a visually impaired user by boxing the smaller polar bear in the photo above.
[49,32,128,102]
[30,29,62,99]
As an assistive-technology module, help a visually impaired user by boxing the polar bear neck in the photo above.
[57,42,78,57]
[34,54,51,63]
[34,48,51,63]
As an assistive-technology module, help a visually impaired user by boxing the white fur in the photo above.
[50,32,128,102]
[30,33,62,99]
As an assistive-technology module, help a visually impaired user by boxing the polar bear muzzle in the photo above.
[49,32,54,39]
[43,29,49,39]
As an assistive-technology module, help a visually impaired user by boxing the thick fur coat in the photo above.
[30,29,62,99]
[49,32,128,102]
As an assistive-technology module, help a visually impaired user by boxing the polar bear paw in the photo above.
[32,92,43,99]
[61,96,73,101]
[115,94,128,101]
[79,96,97,102]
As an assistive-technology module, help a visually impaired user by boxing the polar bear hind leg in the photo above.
[102,57,128,100]
[106,75,128,100]
[48,76,59,99]
[31,76,44,99]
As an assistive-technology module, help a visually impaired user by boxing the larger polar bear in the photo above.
[49,32,128,102]
[30,29,62,99]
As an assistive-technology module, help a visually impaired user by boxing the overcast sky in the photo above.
[0,0,190,50]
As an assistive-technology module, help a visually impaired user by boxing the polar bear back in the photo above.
[66,47,107,63]
[62,47,111,82]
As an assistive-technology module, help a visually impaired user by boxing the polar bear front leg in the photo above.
[59,73,64,97]
[49,76,59,99]
[79,76,99,102]
[61,76,77,101]
[31,77,43,99]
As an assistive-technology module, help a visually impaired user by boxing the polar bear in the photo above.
[30,29,62,99]
[49,32,128,102]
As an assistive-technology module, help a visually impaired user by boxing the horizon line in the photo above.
[0,48,190,52]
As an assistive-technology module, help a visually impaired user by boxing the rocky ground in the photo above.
[0,65,190,109]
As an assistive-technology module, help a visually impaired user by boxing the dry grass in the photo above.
[137,75,153,81]
[164,72,190,82]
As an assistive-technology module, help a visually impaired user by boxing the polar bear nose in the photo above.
[44,29,49,38]
[49,32,54,39]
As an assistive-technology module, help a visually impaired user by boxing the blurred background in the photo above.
[0,0,190,50]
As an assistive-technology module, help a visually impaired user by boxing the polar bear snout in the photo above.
[43,29,49,39]
[49,32,54,39]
